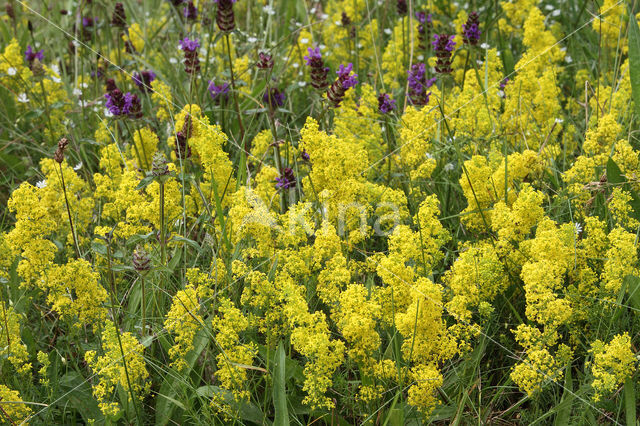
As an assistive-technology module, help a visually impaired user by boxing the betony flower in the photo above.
[208,81,230,103]
[304,47,329,91]
[432,34,455,74]
[104,89,142,118]
[407,63,435,106]
[183,1,197,20]
[215,0,237,32]
[276,167,296,189]
[416,11,433,50]
[111,2,127,28]
[378,93,396,114]
[263,87,286,109]
[397,0,407,16]
[25,45,44,67]
[179,37,201,73]
[327,63,358,108]
[462,12,481,45]
[257,52,274,70]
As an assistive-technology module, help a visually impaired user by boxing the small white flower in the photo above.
[71,40,80,47]
[78,99,89,108]
[17,93,29,103]
[574,222,583,236]
[335,20,342,26]
[425,152,434,159]
[357,42,363,48]
[480,42,490,49]
[51,75,61,83]
[319,44,326,50]
[300,37,309,44]
[320,13,328,20]
[7,67,16,76]
[292,62,299,69]
[298,81,306,87]
[496,51,501,56]
[247,36,258,43]
[310,7,316,14]
[50,64,60,74]
[35,42,41,48]
[72,88,83,96]
[74,162,83,171]
[104,108,114,118]
[384,28,392,35]
[36,179,47,189]
[263,5,275,16]
[169,57,178,64]
[417,54,424,61]
[476,60,483,66]
[555,118,564,124]
[444,162,455,171]
[565,56,573,63]
[81,82,89,89]
[545,4,554,10]
[552,9,561,17]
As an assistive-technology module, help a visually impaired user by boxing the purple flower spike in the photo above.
[462,12,481,46]
[179,37,200,73]
[133,70,156,92]
[25,45,44,64]
[378,93,396,114]
[304,47,330,91]
[337,63,358,89]
[408,63,433,106]
[276,167,296,189]
[327,63,358,108]
[432,34,455,74]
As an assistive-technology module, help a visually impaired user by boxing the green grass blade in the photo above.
[273,341,290,426]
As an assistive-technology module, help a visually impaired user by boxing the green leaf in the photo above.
[196,386,266,424]
[273,341,289,426]
[625,275,640,312]
[624,377,636,426]
[606,157,623,186]
[58,372,104,423]
[628,10,640,120]
[136,175,154,190]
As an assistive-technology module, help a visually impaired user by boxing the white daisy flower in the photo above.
[36,179,47,189]
[7,67,16,76]
[17,93,29,103]
[74,162,83,171]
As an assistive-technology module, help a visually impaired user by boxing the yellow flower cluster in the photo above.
[588,333,637,402]
[85,321,150,417]
[164,284,203,371]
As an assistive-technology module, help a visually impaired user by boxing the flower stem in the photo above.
[224,33,245,149]
[59,162,81,259]
[159,181,166,266]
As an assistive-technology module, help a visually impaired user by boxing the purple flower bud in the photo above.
[263,87,286,109]
[377,93,396,114]
[183,1,197,20]
[276,167,296,189]
[208,80,230,103]
[133,70,156,92]
[215,0,236,32]
[25,45,44,65]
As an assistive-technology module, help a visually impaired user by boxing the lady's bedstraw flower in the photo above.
[179,37,200,74]
[215,0,237,32]
[263,87,286,109]
[416,12,433,51]
[111,2,127,28]
[304,47,330,91]
[24,45,43,68]
[432,34,455,74]
[462,12,481,45]
[327,63,358,108]
[408,63,435,105]
[183,1,197,20]
[276,167,296,189]
[378,93,396,114]
[208,81,230,104]
[132,70,156,92]
[257,52,273,70]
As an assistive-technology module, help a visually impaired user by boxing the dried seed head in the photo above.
[133,245,151,272]
[151,152,170,177]
[111,2,127,28]
[54,137,69,163]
